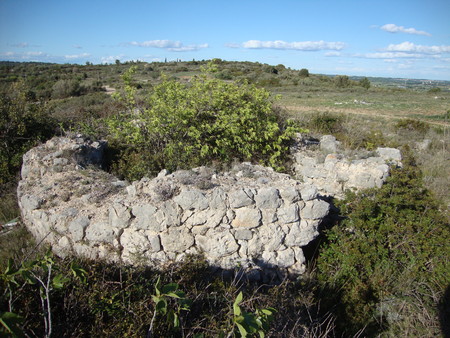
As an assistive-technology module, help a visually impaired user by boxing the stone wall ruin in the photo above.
[17,135,401,280]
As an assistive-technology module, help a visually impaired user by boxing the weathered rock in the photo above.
[16,134,397,278]
[231,207,262,228]
[292,135,401,197]
[320,135,340,153]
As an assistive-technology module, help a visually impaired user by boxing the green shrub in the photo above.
[107,70,302,180]
[395,118,429,134]
[309,112,343,134]
[317,153,450,336]
[299,68,309,78]
[0,80,56,185]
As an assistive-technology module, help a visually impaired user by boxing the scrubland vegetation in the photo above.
[1,59,449,337]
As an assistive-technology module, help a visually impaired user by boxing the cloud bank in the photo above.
[386,42,450,54]
[128,40,208,52]
[380,24,431,36]
[236,40,346,51]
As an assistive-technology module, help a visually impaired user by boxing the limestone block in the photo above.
[131,203,160,230]
[109,202,131,228]
[68,216,90,242]
[285,220,319,247]
[231,207,261,228]
[277,203,300,224]
[174,190,209,210]
[276,248,295,268]
[279,186,300,204]
[234,228,253,240]
[377,147,402,162]
[20,194,43,211]
[85,222,115,243]
[229,188,254,208]
[300,185,318,201]
[254,187,282,209]
[301,200,330,220]
[209,188,228,209]
[196,227,239,259]
[320,135,339,153]
[160,227,194,253]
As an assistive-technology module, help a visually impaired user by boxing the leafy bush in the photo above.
[299,68,309,78]
[308,112,343,134]
[395,118,429,134]
[317,153,450,336]
[107,69,301,180]
[0,80,56,185]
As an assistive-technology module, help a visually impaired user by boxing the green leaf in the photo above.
[172,312,180,328]
[4,258,18,276]
[162,283,179,294]
[154,276,161,297]
[0,311,24,337]
[52,273,69,289]
[166,292,181,299]
[155,298,167,315]
[236,322,248,337]
[70,262,88,283]
[233,291,243,316]
[19,270,36,285]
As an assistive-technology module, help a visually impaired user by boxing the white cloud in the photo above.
[380,24,431,36]
[72,44,83,49]
[386,41,450,54]
[239,40,346,51]
[325,51,342,57]
[360,52,424,59]
[9,42,29,48]
[0,51,52,61]
[128,40,208,52]
[64,53,91,60]
[101,54,126,64]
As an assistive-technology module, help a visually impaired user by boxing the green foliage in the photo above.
[359,77,371,89]
[428,87,441,94]
[0,249,85,337]
[334,75,350,88]
[107,69,302,180]
[0,80,56,185]
[299,68,309,78]
[148,276,192,336]
[51,79,83,99]
[0,311,24,337]
[231,291,276,337]
[395,118,429,134]
[317,154,450,336]
[308,112,343,134]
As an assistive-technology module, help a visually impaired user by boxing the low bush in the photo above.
[317,152,450,336]
[395,118,429,134]
[308,111,343,134]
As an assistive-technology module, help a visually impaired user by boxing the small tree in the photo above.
[359,77,371,89]
[334,75,350,88]
[299,68,309,78]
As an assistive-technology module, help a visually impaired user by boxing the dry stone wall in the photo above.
[291,135,402,198]
[17,134,400,279]
[18,136,331,280]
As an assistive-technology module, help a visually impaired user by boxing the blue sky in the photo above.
[1,0,449,80]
